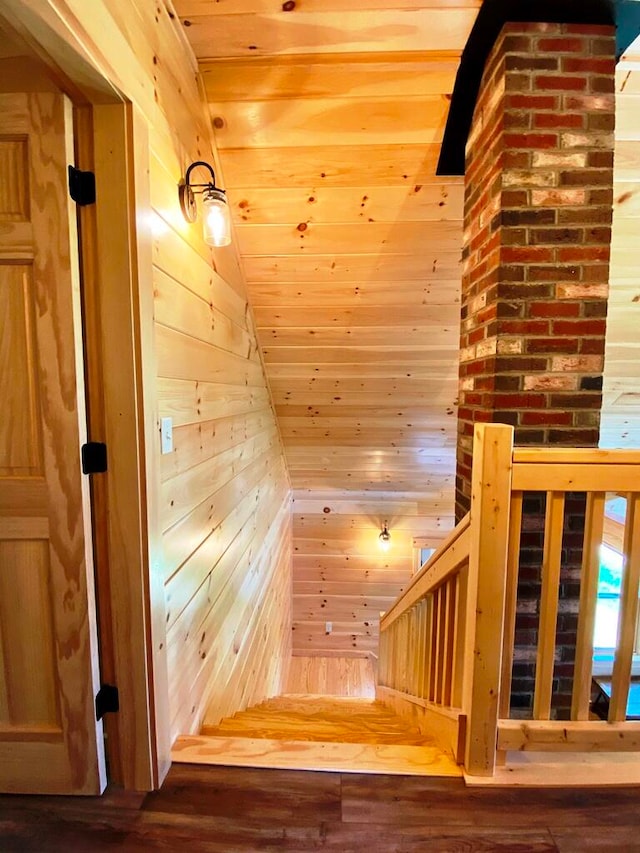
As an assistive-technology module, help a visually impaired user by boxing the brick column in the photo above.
[456,21,615,519]
[456,22,615,714]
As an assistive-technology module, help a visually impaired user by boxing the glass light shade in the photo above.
[379,526,391,552]
[202,187,231,247]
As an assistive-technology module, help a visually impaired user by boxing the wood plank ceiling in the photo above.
[173,0,480,505]
[172,1,639,655]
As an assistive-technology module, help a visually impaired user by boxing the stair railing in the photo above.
[378,423,512,769]
[378,423,640,778]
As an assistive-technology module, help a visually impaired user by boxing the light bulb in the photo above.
[202,187,231,247]
[379,523,391,552]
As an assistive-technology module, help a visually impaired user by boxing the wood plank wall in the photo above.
[24,0,293,741]
[601,35,640,448]
[172,2,474,657]
[292,496,452,656]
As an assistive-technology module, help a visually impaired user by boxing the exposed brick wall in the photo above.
[456,21,615,521]
[456,22,615,716]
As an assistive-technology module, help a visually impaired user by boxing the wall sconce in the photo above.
[379,521,391,552]
[179,160,231,248]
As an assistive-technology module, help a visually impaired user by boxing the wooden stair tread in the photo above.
[172,735,462,777]
[201,724,434,745]
[210,695,425,744]
[191,693,458,774]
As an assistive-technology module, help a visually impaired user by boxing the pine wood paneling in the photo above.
[230,184,464,225]
[151,115,292,738]
[201,51,460,102]
[210,96,451,149]
[15,0,295,753]
[179,8,479,59]
[601,40,640,450]
[291,501,452,656]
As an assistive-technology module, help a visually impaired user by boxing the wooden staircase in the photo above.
[172,695,462,777]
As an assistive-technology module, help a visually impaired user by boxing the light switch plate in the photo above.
[325,621,332,634]
[160,417,173,455]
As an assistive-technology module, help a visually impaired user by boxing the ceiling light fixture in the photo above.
[178,160,231,248]
[379,521,391,552]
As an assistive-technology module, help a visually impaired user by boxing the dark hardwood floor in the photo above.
[2,764,640,851]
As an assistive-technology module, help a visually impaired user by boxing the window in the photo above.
[593,543,624,650]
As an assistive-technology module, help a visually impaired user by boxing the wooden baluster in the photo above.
[609,494,640,721]
[452,564,468,709]
[424,594,434,702]
[533,491,565,720]
[429,593,438,703]
[435,586,445,704]
[463,423,514,777]
[416,599,426,699]
[496,492,524,767]
[443,576,457,707]
[499,492,523,722]
[378,627,386,686]
[572,492,606,720]
[408,607,417,696]
[390,622,397,692]
[401,613,409,694]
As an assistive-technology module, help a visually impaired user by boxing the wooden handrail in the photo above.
[380,513,471,630]
[379,424,640,779]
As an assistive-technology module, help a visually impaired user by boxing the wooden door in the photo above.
[0,91,106,794]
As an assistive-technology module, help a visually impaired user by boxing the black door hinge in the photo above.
[68,165,96,206]
[81,442,107,474]
[95,684,119,721]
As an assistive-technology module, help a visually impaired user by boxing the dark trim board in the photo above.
[437,0,640,177]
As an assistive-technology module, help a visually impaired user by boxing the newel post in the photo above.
[462,423,514,776]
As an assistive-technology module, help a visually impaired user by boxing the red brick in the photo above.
[552,319,607,336]
[526,337,579,353]
[565,24,614,36]
[503,133,558,149]
[504,111,531,130]
[537,37,585,53]
[475,376,496,392]
[493,393,546,409]
[535,75,587,91]
[506,55,559,72]
[504,94,558,110]
[502,35,533,52]
[561,57,615,74]
[501,246,554,263]
[549,393,603,409]
[477,304,498,325]
[559,169,611,186]
[502,151,532,169]
[533,113,583,129]
[590,76,615,94]
[520,410,574,426]
[590,36,617,55]
[580,338,604,355]
[557,246,610,262]
[501,190,529,207]
[588,113,615,133]
[565,94,614,111]
[528,302,581,318]
[500,319,549,335]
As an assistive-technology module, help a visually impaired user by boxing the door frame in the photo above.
[0,2,170,790]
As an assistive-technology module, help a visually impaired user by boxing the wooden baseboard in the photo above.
[498,719,640,752]
[291,649,370,659]
[375,686,465,764]
[465,751,640,787]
